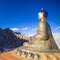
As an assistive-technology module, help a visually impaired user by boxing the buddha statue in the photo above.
[15,8,59,59]
[31,8,50,41]
[23,8,58,50]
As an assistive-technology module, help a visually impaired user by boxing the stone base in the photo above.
[23,41,51,50]
[15,37,58,60]
[23,37,58,50]
[15,47,60,60]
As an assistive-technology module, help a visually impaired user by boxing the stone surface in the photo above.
[23,36,58,50]
[0,50,60,60]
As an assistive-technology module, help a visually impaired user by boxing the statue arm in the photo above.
[48,24,53,37]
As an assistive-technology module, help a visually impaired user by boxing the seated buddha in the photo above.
[23,8,58,50]
[31,8,51,41]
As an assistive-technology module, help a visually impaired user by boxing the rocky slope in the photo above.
[0,28,28,52]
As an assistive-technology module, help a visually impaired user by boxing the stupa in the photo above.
[15,8,59,60]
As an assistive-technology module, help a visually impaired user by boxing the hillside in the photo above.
[0,28,28,53]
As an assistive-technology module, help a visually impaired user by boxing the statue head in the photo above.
[38,8,48,21]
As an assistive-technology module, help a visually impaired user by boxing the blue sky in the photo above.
[0,0,60,35]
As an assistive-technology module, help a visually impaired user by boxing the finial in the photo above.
[40,8,48,18]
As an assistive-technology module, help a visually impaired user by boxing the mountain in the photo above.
[0,28,28,52]
[0,28,17,50]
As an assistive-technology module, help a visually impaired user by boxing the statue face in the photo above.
[38,12,45,21]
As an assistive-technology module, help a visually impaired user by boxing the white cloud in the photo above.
[32,28,37,31]
[10,28,20,31]
[55,26,60,30]
[22,27,28,30]
[28,34,35,36]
